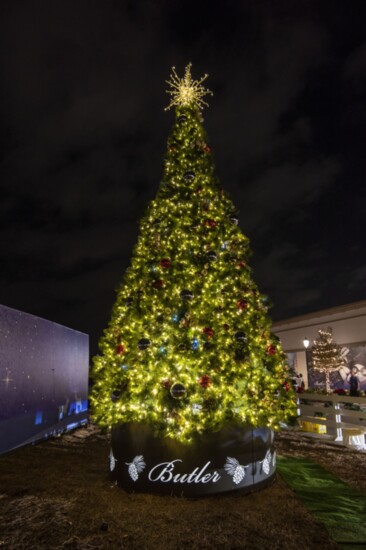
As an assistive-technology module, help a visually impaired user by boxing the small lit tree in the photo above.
[311,327,345,393]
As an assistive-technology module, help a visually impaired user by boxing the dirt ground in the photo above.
[0,424,364,550]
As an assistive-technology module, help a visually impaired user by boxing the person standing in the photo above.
[349,366,360,397]
[295,373,305,393]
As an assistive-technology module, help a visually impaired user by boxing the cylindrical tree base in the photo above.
[109,423,276,497]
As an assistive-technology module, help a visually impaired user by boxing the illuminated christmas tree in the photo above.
[311,327,345,393]
[91,64,296,445]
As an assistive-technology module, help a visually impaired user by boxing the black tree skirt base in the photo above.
[109,423,276,497]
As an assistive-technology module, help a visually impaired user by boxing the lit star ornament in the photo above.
[165,63,213,111]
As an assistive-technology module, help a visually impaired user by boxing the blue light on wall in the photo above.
[68,400,88,415]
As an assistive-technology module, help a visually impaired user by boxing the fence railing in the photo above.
[296,393,366,446]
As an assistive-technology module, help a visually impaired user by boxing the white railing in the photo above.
[297,393,366,447]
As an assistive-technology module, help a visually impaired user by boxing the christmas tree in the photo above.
[311,327,345,393]
[91,64,296,444]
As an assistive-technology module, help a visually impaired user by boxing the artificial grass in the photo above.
[277,455,366,549]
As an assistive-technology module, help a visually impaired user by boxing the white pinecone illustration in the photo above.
[262,450,272,475]
[224,457,246,485]
[126,455,146,481]
[109,449,117,472]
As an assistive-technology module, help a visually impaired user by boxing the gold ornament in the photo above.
[165,63,213,111]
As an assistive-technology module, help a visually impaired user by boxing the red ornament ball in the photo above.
[236,261,246,269]
[116,344,125,355]
[152,279,164,289]
[283,381,291,392]
[267,344,277,356]
[236,299,248,310]
[199,375,211,388]
[160,258,171,269]
[205,219,217,228]
[202,327,214,339]
[161,379,171,390]
[203,144,212,153]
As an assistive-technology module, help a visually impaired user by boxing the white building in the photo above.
[272,300,366,389]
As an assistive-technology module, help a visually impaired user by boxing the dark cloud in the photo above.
[1,0,365,353]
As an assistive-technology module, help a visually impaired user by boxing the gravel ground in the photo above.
[1,424,363,549]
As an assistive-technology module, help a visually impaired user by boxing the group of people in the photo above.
[338,363,366,396]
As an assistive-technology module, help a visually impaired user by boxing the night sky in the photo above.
[1,1,366,356]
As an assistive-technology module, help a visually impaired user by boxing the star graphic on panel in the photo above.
[1,370,13,389]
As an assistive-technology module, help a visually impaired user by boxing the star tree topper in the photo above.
[165,63,213,111]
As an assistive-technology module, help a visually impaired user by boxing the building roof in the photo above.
[272,299,366,331]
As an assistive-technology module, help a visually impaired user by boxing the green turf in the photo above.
[277,456,366,548]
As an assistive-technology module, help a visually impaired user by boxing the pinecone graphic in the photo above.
[233,466,245,484]
[224,457,246,485]
[109,449,117,472]
[128,463,138,481]
[262,450,272,475]
[126,455,146,481]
